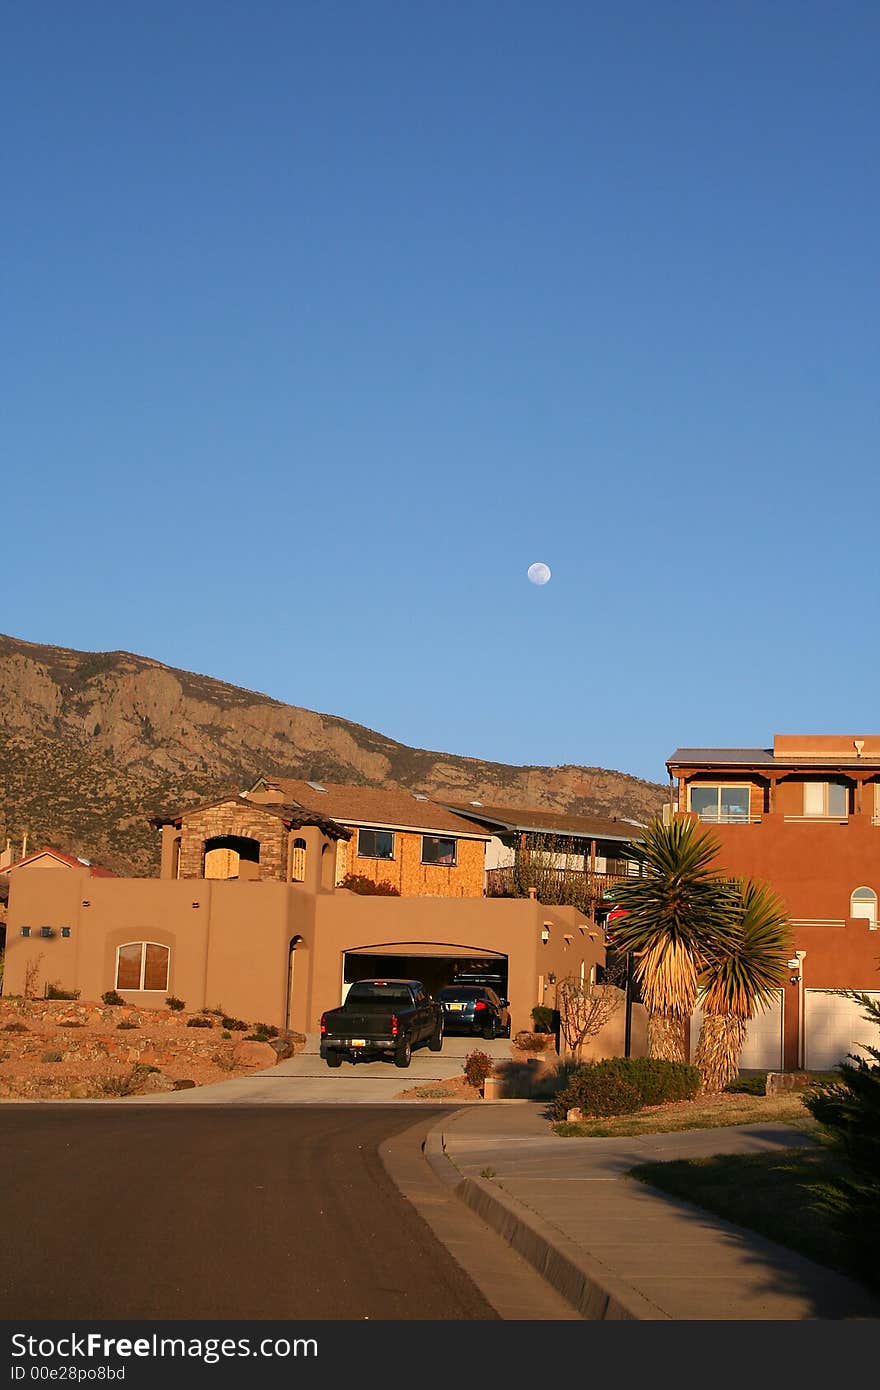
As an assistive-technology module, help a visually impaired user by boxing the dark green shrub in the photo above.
[463,1049,494,1088]
[166,996,185,1011]
[220,1030,232,1040]
[221,1017,249,1031]
[596,1057,700,1106]
[244,1033,271,1043]
[46,985,80,1000]
[186,1017,213,1028]
[531,1006,556,1034]
[725,1073,768,1095]
[102,990,126,1007]
[116,1021,138,1030]
[552,1065,642,1119]
[252,1022,278,1038]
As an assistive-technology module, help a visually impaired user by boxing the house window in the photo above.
[357,829,394,860]
[850,887,877,928]
[422,835,457,866]
[115,942,170,992]
[688,785,751,822]
[291,837,307,883]
[803,782,848,818]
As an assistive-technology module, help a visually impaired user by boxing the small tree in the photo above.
[557,956,627,1060]
[338,873,400,896]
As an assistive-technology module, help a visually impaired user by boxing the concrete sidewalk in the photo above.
[427,1103,880,1320]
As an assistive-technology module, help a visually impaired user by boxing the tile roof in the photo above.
[667,747,880,768]
[2,847,117,877]
[667,748,775,766]
[441,801,644,842]
[252,779,491,837]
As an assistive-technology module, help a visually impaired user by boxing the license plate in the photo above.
[350,1039,367,1047]
[447,1003,464,1012]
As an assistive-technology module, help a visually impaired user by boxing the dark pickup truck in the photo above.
[320,979,444,1068]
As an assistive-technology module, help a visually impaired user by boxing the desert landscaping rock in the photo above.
[232,1040,279,1069]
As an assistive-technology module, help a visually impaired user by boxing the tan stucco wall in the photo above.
[3,872,604,1040]
[340,827,486,897]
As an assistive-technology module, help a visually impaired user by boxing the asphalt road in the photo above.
[0,1105,498,1320]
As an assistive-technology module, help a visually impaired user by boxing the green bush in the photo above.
[725,1073,768,1095]
[463,1049,494,1088]
[166,996,185,1011]
[551,1057,700,1120]
[252,1022,278,1038]
[46,984,80,1000]
[338,873,400,896]
[186,1017,213,1028]
[552,1066,642,1119]
[597,1057,700,1106]
[220,1030,232,1040]
[221,1016,249,1031]
[101,990,126,1007]
[531,1006,556,1034]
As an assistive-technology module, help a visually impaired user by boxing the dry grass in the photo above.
[553,1090,816,1137]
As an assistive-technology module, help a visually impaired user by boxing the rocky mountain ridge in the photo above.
[0,632,666,875]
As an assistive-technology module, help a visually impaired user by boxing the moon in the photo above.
[527,561,551,586]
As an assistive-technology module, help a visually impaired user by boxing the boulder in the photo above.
[232,1040,278,1069]
[267,1037,295,1061]
[139,1072,177,1093]
[172,1079,197,1091]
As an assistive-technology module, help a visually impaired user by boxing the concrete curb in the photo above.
[427,1121,667,1321]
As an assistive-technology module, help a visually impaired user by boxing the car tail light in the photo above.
[474,1000,488,1012]
[320,1014,327,1035]
[391,1014,399,1036]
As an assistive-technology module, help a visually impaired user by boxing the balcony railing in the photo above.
[693,812,763,825]
[485,864,632,907]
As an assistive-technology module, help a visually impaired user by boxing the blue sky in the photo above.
[4,2,878,784]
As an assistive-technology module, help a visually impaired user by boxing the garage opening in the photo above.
[342,943,508,1003]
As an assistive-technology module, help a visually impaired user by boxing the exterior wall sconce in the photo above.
[20,927,30,937]
[541,926,550,944]
[39,927,54,939]
[547,972,557,985]
[291,934,304,946]
[191,902,200,909]
[82,901,90,908]
[61,927,71,938]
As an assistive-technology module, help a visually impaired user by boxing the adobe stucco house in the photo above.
[669,734,880,1071]
[3,793,607,1037]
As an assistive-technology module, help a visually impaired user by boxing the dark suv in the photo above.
[434,985,511,1039]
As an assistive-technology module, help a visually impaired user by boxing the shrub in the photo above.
[40,1051,63,1064]
[186,1017,213,1028]
[221,1030,232,1039]
[725,1073,768,1095]
[3,1022,29,1033]
[552,1066,642,1120]
[531,1005,556,1034]
[101,990,125,1007]
[596,1057,700,1107]
[515,1032,554,1053]
[166,996,185,1011]
[244,1033,271,1043]
[550,1057,700,1120]
[46,984,80,1000]
[201,1006,224,1016]
[58,1020,83,1028]
[338,873,400,896]
[116,1021,138,1030]
[252,1022,278,1038]
[221,1016,249,1031]
[463,1049,494,1089]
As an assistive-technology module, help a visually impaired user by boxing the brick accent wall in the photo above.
[177,802,287,881]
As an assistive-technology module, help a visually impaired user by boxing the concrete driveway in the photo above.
[132,1033,516,1104]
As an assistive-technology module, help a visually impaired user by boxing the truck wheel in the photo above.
[394,1039,412,1068]
[483,1021,496,1040]
[428,1021,443,1052]
[326,1052,343,1068]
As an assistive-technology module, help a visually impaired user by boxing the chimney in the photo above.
[21,831,28,859]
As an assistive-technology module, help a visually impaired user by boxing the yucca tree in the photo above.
[694,879,791,1093]
[603,817,739,1062]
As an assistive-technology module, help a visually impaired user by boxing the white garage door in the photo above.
[691,991,784,1071]
[804,990,880,1072]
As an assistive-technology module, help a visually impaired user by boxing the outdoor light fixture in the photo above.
[291,934,304,945]
[82,901,90,908]
[20,927,30,937]
[191,902,200,909]
[61,927,71,938]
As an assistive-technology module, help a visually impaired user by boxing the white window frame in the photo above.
[115,941,170,992]
[850,886,877,928]
[802,781,848,818]
[357,828,395,861]
[687,784,752,823]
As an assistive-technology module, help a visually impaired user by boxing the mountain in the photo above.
[0,633,666,876]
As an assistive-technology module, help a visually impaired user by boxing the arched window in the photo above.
[850,887,877,928]
[291,837,307,883]
[116,942,170,992]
